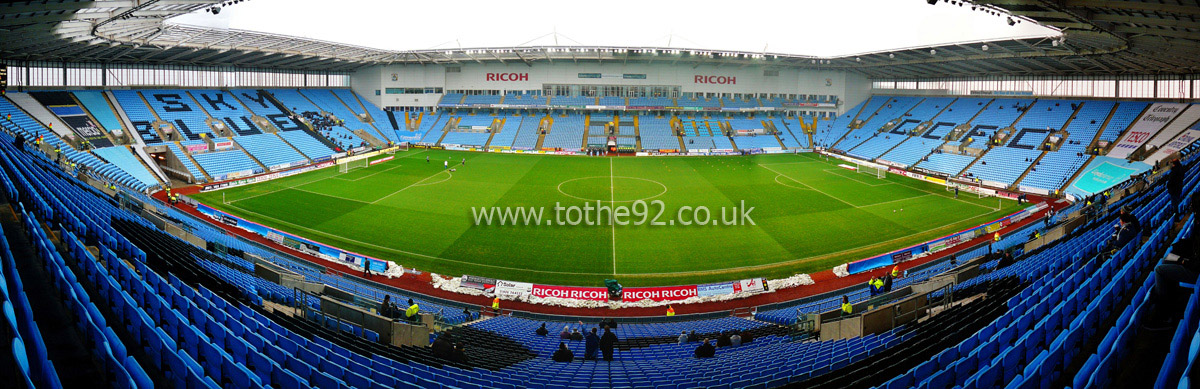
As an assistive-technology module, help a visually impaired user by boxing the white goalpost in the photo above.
[946,183,993,199]
[856,162,886,179]
[338,157,368,173]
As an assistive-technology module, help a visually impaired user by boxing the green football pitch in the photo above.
[190,150,1021,287]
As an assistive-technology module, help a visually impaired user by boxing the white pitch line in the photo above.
[858,193,935,209]
[759,164,861,208]
[217,199,999,277]
[821,168,896,187]
[333,163,408,182]
[370,169,454,205]
[227,169,340,204]
[610,157,617,275]
[806,152,1002,212]
[290,188,371,204]
[226,150,431,203]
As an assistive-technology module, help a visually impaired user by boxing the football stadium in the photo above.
[0,0,1199,388]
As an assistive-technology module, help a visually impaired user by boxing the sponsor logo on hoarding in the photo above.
[486,73,529,82]
[694,75,736,85]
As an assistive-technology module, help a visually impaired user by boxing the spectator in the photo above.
[730,332,742,347]
[584,328,600,360]
[997,250,1015,269]
[687,331,700,342]
[379,295,392,318]
[739,329,754,345]
[570,329,583,342]
[405,299,420,323]
[559,326,571,340]
[551,342,574,363]
[1169,159,1185,209]
[717,332,732,347]
[535,323,548,336]
[677,331,688,344]
[883,274,893,293]
[600,326,618,361]
[694,339,716,358]
[431,334,454,360]
[452,343,468,364]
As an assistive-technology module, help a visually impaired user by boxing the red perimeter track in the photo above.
[160,188,1062,318]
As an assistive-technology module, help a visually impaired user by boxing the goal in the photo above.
[338,157,368,173]
[856,163,886,179]
[946,183,991,199]
[388,142,409,154]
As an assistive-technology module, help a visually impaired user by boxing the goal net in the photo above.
[338,157,368,173]
[946,183,991,199]
[856,163,886,179]
[387,142,409,154]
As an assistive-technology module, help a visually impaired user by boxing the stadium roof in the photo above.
[0,0,1197,77]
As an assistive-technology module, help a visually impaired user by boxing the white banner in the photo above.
[1109,103,1188,159]
[1145,104,1200,150]
[494,280,533,299]
[738,278,767,293]
[1147,128,1200,164]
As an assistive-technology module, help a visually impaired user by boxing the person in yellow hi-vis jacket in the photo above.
[405,299,420,322]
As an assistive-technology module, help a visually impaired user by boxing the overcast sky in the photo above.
[169,0,1056,57]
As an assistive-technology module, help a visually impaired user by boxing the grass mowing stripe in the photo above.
[191,150,1021,286]
[370,169,454,204]
[610,157,617,275]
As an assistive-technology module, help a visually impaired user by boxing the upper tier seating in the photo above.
[1098,102,1151,143]
[110,90,164,143]
[722,98,757,108]
[629,97,675,107]
[598,96,624,106]
[549,96,593,106]
[73,91,125,134]
[267,89,366,147]
[141,90,215,140]
[837,96,923,151]
[814,97,876,148]
[678,97,720,108]
[189,90,263,136]
[229,89,305,132]
[462,94,501,106]
[504,93,547,107]
[438,93,464,107]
